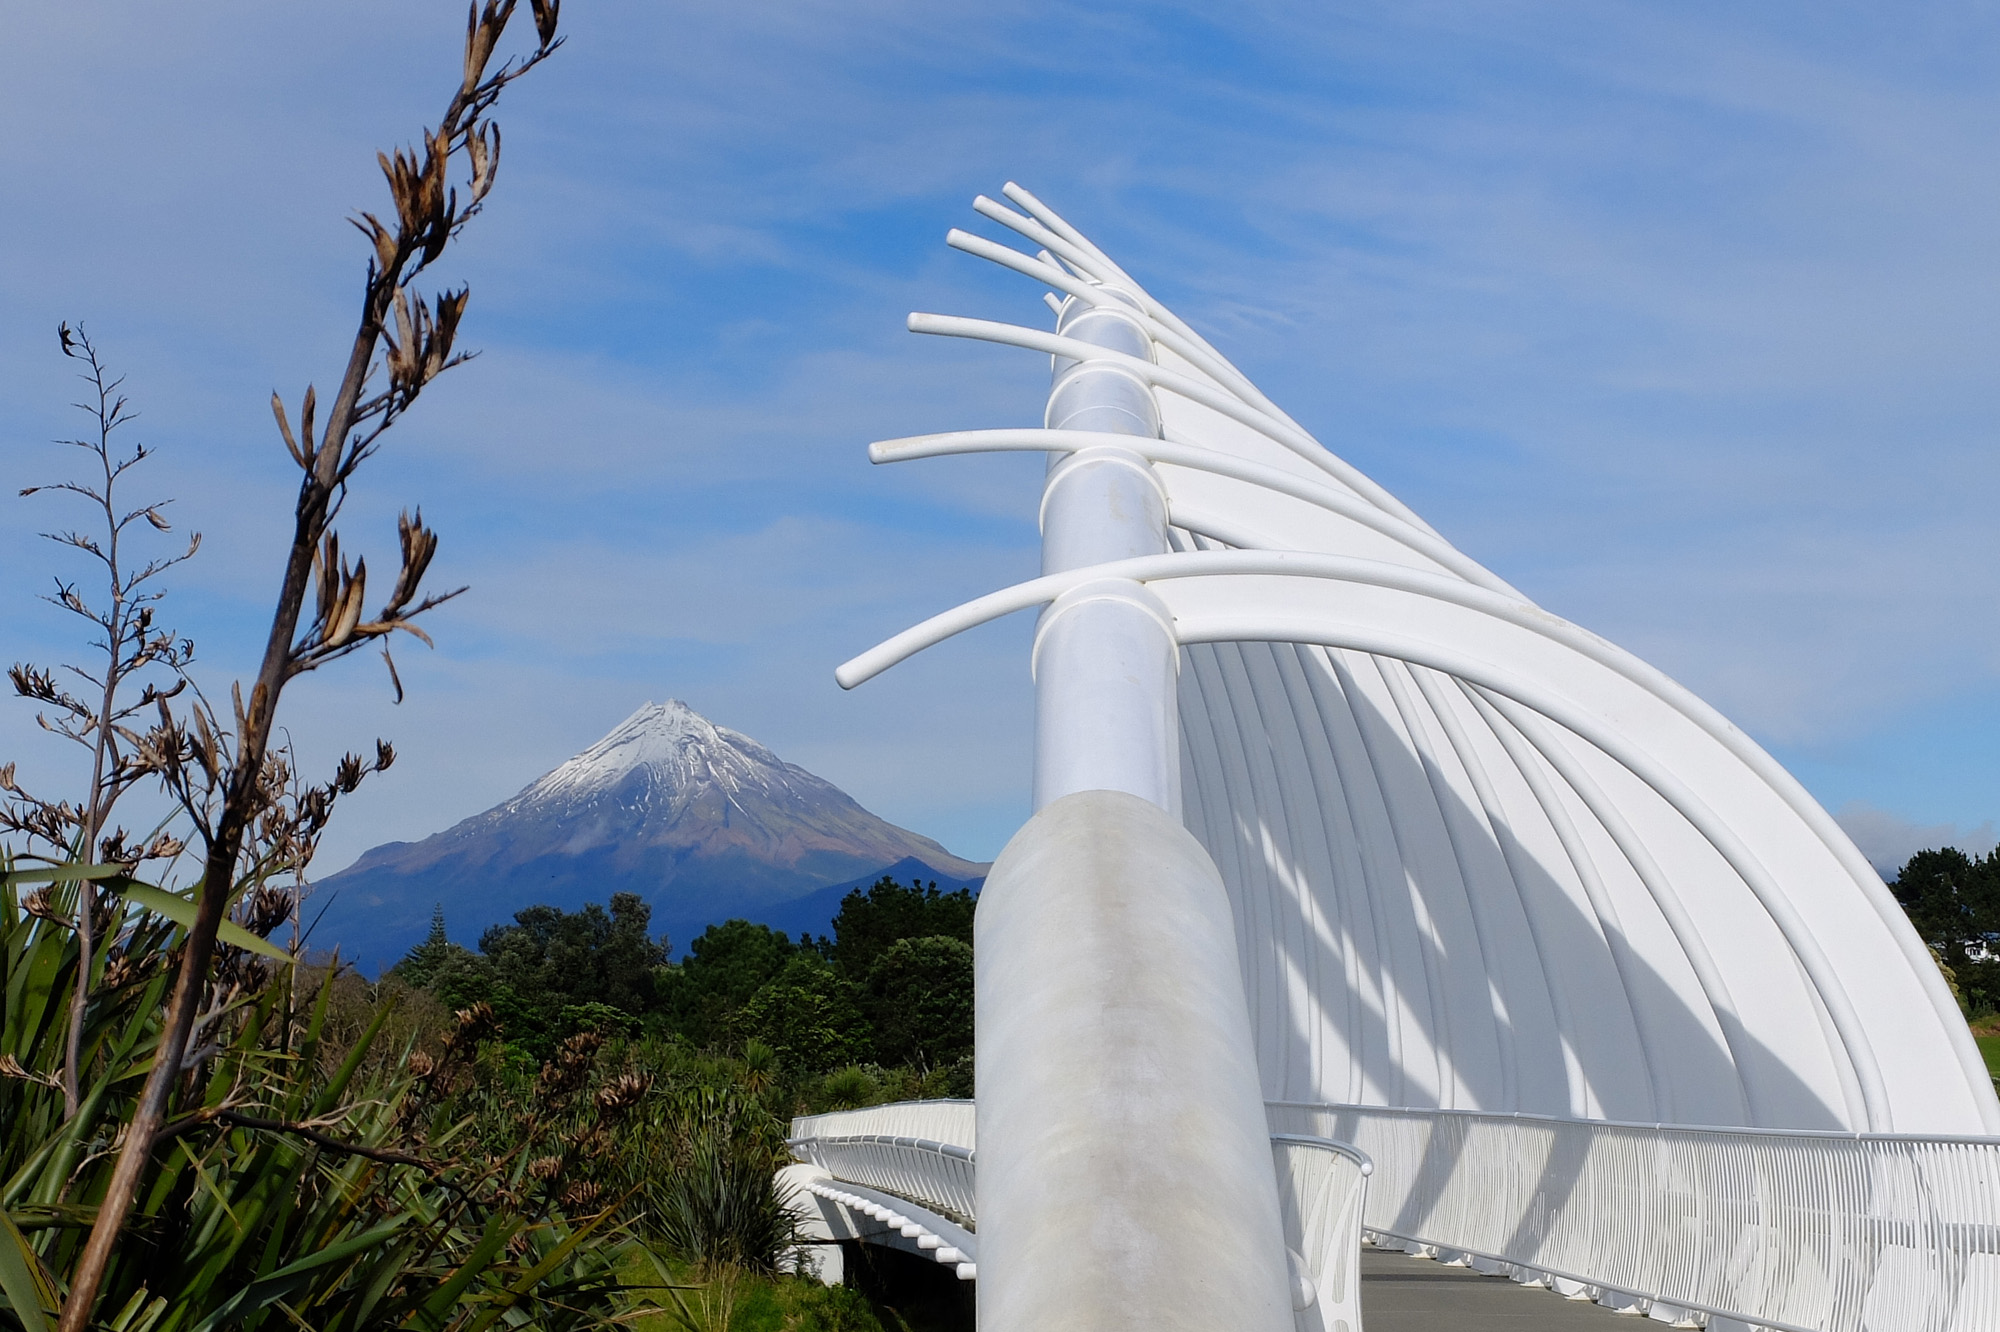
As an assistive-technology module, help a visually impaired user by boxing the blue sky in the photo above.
[5,1,2000,882]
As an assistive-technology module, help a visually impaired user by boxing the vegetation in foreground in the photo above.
[0,3,953,1326]
[0,874,635,1332]
[4,861,962,1332]
[294,872,982,1326]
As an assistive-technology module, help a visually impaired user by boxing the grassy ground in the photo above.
[615,1248,975,1332]
[1978,1034,2000,1079]
[617,1252,880,1332]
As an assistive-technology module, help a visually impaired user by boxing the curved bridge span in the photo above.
[788,1099,2000,1332]
[785,1101,1372,1331]
[813,184,2000,1331]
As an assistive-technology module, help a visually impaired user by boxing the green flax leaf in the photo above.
[1,862,130,885]
[0,1207,58,1332]
[111,882,293,964]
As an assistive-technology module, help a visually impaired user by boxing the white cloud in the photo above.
[9,0,2000,883]
[1835,802,1999,878]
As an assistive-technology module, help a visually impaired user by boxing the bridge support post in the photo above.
[974,290,1294,1330]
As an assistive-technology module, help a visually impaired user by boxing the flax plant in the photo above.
[0,867,629,1332]
[2,327,197,1120]
[0,5,574,1328]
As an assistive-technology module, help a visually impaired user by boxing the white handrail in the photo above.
[792,1098,2000,1332]
[787,1132,978,1227]
[789,1098,975,1148]
[787,1104,1377,1332]
[1273,1134,1374,1332]
[1269,1102,2000,1332]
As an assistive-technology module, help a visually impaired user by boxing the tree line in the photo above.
[1889,845,2000,1016]
[389,875,977,1093]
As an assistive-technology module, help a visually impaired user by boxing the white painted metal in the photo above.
[1273,1135,1374,1332]
[840,189,1995,1138]
[869,428,1519,595]
[785,1103,1376,1332]
[1031,292,1178,812]
[966,250,1294,1329]
[790,1098,975,1148]
[780,1163,979,1282]
[1270,1101,2000,1332]
[785,1132,978,1227]
[830,183,2000,1326]
[789,1101,2000,1332]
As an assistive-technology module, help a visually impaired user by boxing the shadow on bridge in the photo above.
[1186,638,1849,1139]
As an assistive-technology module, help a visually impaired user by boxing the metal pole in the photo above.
[1032,289,1180,812]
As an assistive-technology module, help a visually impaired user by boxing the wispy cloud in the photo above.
[1835,802,1999,878]
[6,1,2000,873]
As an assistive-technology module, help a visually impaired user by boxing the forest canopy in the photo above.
[386,874,979,1086]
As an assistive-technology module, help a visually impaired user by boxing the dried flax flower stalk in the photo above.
[4,326,199,1116]
[56,6,564,1329]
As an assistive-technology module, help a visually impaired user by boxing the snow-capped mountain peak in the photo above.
[518,700,787,804]
[315,699,987,969]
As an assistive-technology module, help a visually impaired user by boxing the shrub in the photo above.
[653,1134,799,1274]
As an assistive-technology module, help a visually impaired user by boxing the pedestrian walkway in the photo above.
[1360,1248,1644,1331]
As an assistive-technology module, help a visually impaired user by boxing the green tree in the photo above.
[477,892,668,1046]
[392,904,494,1012]
[735,955,872,1074]
[658,918,798,1045]
[826,877,975,980]
[1892,847,2000,1014]
[394,904,471,986]
[865,935,974,1071]
[1892,848,2000,964]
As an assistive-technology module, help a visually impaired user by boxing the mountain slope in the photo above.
[311,701,986,970]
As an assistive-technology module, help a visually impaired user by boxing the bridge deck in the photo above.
[1361,1249,1644,1332]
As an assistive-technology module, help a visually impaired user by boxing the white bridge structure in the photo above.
[785,183,2000,1332]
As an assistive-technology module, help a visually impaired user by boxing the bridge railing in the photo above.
[787,1131,978,1229]
[1269,1101,2000,1332]
[791,1098,2000,1331]
[790,1102,1376,1332]
[790,1099,975,1150]
[1273,1134,1373,1332]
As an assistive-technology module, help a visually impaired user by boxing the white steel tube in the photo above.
[868,428,1519,596]
[1031,300,1177,812]
[908,311,1431,531]
[1031,574,1181,810]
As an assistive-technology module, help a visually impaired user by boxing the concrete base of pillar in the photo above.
[974,789,1294,1332]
